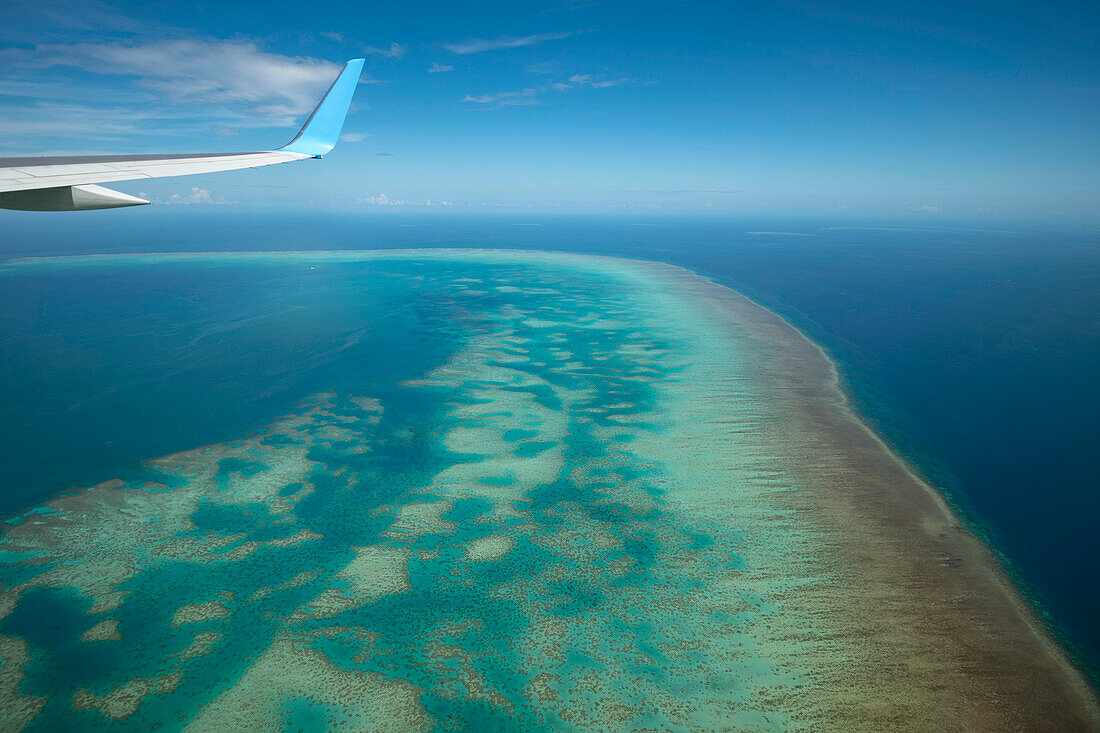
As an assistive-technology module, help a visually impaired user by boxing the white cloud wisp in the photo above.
[442,30,586,55]
[462,74,628,107]
[7,39,343,120]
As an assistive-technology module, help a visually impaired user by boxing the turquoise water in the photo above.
[0,253,815,729]
[0,214,1097,722]
[83,211,1085,675]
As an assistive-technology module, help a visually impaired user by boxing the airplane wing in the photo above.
[0,58,365,211]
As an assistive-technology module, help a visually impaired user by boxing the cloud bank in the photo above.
[359,193,454,207]
[156,187,232,205]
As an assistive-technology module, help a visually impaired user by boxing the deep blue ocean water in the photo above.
[1,211,1097,678]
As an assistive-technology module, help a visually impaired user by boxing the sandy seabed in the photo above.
[0,249,1096,731]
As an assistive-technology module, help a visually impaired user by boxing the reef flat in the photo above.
[0,250,1095,730]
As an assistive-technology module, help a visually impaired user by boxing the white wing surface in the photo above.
[0,58,365,211]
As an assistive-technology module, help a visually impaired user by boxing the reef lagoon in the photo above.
[0,250,1095,730]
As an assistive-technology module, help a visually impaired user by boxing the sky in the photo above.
[0,0,1098,219]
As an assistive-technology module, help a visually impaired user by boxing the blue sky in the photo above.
[1,0,1097,219]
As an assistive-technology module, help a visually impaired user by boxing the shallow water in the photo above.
[0,252,830,729]
[2,218,1098,726]
[2,214,1097,671]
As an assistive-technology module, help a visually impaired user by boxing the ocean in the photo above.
[1,210,1097,684]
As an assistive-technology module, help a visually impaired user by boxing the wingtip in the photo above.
[279,59,365,156]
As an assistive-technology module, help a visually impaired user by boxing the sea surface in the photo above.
[1,250,886,728]
[0,211,1097,685]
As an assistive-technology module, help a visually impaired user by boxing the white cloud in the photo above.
[443,30,586,55]
[428,63,454,74]
[340,132,365,142]
[163,187,231,205]
[0,101,165,143]
[462,88,539,106]
[364,42,405,58]
[6,39,343,119]
[0,79,137,101]
[358,193,454,207]
[360,193,409,206]
[320,31,345,43]
[462,74,628,107]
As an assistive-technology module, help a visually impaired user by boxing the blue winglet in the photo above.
[280,58,365,157]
